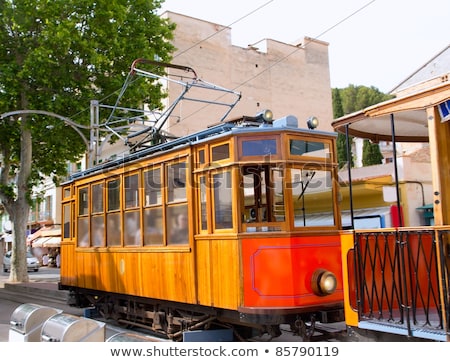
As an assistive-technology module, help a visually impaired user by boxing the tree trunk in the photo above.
[8,117,33,283]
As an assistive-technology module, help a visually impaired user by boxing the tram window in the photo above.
[63,203,71,239]
[242,139,277,156]
[125,173,139,209]
[63,187,71,199]
[167,204,189,245]
[92,183,104,213]
[272,168,285,222]
[290,169,335,227]
[211,143,229,162]
[78,187,89,216]
[143,208,163,245]
[168,162,187,203]
[107,178,121,211]
[242,172,256,220]
[124,211,141,246]
[199,176,207,231]
[106,213,121,246]
[241,166,284,226]
[144,168,162,206]
[91,215,105,247]
[289,139,330,159]
[213,171,232,229]
[77,217,89,247]
[198,149,205,165]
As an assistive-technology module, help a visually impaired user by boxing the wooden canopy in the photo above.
[332,82,450,143]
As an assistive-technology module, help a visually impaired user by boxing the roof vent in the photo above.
[273,115,298,128]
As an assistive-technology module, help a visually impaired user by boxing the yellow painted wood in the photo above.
[340,232,359,327]
[195,237,241,309]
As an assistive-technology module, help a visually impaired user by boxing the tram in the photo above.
[59,109,346,340]
[58,60,348,340]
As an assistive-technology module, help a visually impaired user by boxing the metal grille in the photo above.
[353,228,449,336]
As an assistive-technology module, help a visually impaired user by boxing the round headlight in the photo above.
[311,269,337,296]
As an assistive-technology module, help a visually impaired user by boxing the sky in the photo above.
[159,0,449,93]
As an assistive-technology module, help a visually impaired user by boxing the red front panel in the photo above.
[241,234,343,308]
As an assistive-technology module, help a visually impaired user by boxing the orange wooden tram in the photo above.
[59,112,345,340]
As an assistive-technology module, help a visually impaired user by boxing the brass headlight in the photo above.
[311,269,337,296]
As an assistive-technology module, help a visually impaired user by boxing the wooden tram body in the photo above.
[59,115,345,339]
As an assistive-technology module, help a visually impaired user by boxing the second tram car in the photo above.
[59,112,345,340]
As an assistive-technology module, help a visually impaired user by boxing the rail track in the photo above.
[0,281,352,342]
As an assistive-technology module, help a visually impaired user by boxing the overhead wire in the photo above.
[69,0,377,131]
[165,0,377,127]
[68,0,275,124]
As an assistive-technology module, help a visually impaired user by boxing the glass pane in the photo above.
[290,139,330,158]
[107,179,121,211]
[107,213,121,246]
[200,176,207,231]
[198,149,205,164]
[78,187,89,216]
[213,171,232,229]
[92,183,104,213]
[63,204,71,239]
[124,211,141,246]
[272,168,285,221]
[144,168,162,206]
[91,215,105,247]
[125,174,139,209]
[77,217,89,247]
[212,144,229,161]
[143,208,163,245]
[167,205,189,245]
[168,162,186,203]
[242,170,256,222]
[242,139,277,156]
[64,187,71,198]
[290,169,335,227]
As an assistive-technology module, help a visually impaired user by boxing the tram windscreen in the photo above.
[290,169,335,227]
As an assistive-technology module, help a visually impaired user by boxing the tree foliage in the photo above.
[333,85,393,168]
[362,139,384,166]
[332,88,353,169]
[0,0,175,281]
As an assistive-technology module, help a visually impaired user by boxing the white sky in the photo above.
[159,0,449,93]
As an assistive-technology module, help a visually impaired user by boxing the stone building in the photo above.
[159,11,334,136]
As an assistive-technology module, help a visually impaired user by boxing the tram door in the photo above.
[242,165,275,223]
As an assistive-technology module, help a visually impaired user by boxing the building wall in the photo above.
[161,12,334,136]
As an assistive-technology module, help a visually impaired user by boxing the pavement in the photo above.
[0,267,71,342]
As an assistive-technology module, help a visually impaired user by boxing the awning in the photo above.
[27,226,61,247]
[31,236,61,248]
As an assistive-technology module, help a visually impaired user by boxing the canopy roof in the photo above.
[332,82,450,142]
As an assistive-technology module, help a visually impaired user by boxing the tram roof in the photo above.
[69,115,337,180]
[332,82,450,143]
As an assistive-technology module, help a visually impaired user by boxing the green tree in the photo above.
[362,139,383,166]
[332,88,353,169]
[333,85,393,168]
[0,0,175,282]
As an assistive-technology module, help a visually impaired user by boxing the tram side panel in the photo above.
[240,234,344,311]
[60,246,198,305]
[195,238,241,310]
